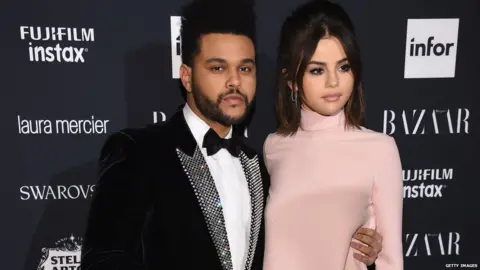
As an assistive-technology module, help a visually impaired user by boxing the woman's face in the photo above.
[299,36,354,116]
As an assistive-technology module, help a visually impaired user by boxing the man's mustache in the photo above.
[217,89,248,103]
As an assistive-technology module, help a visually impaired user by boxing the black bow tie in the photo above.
[202,128,241,157]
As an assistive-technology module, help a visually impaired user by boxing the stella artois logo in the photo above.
[37,234,82,270]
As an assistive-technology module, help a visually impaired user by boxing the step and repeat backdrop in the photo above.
[2,0,479,269]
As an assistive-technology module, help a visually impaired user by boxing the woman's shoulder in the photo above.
[262,132,296,172]
[355,126,399,152]
[263,131,297,153]
[264,132,284,146]
[263,132,281,156]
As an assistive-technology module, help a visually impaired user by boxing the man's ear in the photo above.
[180,64,193,92]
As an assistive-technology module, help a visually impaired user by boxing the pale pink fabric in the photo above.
[262,108,404,270]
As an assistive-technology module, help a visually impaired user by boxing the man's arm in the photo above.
[80,131,151,270]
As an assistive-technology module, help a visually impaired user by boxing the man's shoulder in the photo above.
[100,119,179,156]
[106,123,169,145]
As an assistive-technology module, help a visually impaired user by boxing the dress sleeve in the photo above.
[263,133,280,172]
[373,136,404,269]
[262,134,273,171]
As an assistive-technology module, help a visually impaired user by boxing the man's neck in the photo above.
[186,100,231,138]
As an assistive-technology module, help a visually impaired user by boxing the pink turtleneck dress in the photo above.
[262,109,404,270]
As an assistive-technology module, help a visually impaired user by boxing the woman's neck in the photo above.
[299,107,345,131]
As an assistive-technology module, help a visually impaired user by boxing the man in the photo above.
[80,0,383,269]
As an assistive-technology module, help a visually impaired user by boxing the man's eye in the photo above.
[211,66,224,71]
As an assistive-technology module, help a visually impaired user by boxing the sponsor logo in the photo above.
[37,234,82,270]
[170,16,182,79]
[404,232,460,257]
[403,168,452,199]
[20,26,94,63]
[383,108,469,135]
[17,115,110,135]
[20,185,95,200]
[404,18,459,78]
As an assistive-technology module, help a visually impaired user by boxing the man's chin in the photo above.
[222,115,246,125]
[217,111,247,125]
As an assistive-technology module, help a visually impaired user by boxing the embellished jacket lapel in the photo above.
[238,150,264,270]
[171,110,265,270]
[176,147,233,270]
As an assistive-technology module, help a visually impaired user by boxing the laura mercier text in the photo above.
[17,115,109,135]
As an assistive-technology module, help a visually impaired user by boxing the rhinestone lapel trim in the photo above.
[176,147,233,270]
[239,152,264,270]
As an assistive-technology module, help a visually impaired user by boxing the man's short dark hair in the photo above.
[180,0,256,67]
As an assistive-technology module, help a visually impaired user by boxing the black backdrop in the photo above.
[2,0,479,269]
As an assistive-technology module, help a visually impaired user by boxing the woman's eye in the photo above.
[339,64,351,72]
[309,68,324,75]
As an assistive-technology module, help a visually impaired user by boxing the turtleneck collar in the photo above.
[300,108,346,131]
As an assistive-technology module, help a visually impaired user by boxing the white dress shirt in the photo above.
[183,104,252,270]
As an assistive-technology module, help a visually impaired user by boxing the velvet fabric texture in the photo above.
[80,106,269,270]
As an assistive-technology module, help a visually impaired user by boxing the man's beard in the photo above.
[191,82,252,126]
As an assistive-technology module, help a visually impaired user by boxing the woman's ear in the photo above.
[282,68,296,92]
[287,81,295,92]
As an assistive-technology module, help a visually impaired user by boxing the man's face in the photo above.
[187,33,256,126]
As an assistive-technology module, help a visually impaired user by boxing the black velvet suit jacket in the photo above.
[80,108,270,270]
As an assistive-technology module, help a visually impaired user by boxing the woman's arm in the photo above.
[373,136,404,269]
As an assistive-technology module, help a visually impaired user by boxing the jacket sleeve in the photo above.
[373,137,404,270]
[80,131,151,269]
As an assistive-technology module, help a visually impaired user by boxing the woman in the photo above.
[262,1,404,269]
